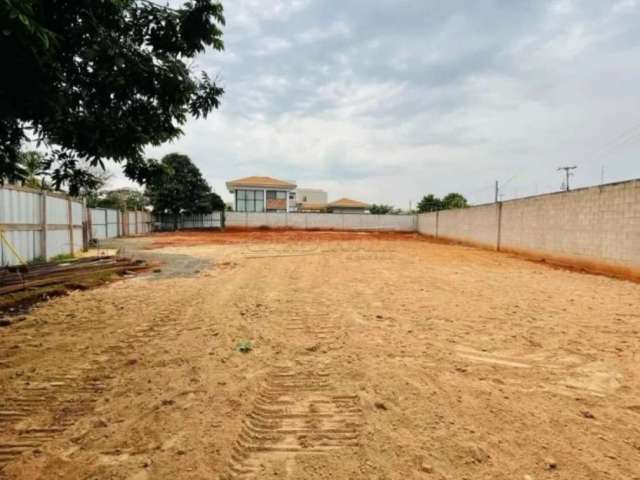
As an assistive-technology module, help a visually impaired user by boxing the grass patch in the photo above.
[236,340,253,353]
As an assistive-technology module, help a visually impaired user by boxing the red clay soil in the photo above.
[147,228,424,248]
[147,229,640,284]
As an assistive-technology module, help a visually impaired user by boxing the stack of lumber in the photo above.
[0,256,148,295]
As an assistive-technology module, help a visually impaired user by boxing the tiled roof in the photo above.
[327,198,369,208]
[227,176,296,189]
[297,202,328,211]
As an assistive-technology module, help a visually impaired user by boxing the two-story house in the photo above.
[226,176,297,212]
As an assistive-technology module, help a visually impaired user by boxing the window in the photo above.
[236,190,264,212]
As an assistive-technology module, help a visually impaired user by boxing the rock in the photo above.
[374,401,387,410]
[153,268,162,273]
[468,444,490,463]
[420,462,434,473]
[545,458,557,470]
[0,319,12,327]
[93,418,108,428]
[580,409,595,419]
[305,343,320,352]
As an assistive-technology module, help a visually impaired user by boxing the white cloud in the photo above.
[251,36,292,56]
[296,21,350,43]
[139,0,640,208]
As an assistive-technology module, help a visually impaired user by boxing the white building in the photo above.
[296,188,328,204]
[226,176,297,212]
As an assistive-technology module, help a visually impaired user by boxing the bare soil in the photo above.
[1,230,639,479]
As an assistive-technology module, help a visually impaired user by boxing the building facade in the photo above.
[226,176,297,212]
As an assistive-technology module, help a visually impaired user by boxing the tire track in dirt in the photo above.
[221,254,363,480]
[220,363,362,479]
[0,277,213,470]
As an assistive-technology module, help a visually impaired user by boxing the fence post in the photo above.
[82,198,89,251]
[40,192,48,260]
[435,211,439,239]
[67,197,75,256]
[496,202,503,251]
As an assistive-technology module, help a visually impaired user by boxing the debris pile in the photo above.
[0,256,148,295]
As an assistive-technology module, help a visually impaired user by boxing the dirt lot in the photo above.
[1,230,639,480]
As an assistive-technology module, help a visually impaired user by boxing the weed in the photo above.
[51,253,75,262]
[236,340,253,353]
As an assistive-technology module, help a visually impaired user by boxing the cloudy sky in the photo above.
[137,0,640,208]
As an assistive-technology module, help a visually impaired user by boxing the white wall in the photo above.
[226,212,416,231]
[0,186,83,265]
[296,188,328,204]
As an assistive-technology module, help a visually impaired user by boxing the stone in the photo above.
[374,401,388,410]
[420,463,434,473]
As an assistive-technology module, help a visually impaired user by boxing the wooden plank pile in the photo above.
[0,256,149,295]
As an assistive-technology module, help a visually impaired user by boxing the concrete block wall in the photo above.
[417,212,437,236]
[416,179,640,271]
[500,179,640,267]
[437,203,500,249]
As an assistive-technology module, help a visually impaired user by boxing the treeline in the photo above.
[369,192,468,215]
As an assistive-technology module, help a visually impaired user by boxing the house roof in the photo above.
[327,198,369,208]
[297,202,328,211]
[226,176,296,189]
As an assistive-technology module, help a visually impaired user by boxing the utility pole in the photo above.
[494,180,499,203]
[600,165,605,185]
[557,166,577,191]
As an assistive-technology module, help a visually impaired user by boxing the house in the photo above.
[296,188,328,204]
[295,188,328,212]
[326,198,370,214]
[226,176,297,212]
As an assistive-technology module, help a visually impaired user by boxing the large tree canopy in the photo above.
[417,193,468,212]
[0,0,224,194]
[86,187,148,211]
[146,153,222,216]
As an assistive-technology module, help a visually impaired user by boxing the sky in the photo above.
[120,0,640,208]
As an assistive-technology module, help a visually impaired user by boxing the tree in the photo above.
[146,153,217,227]
[19,151,46,189]
[369,204,397,215]
[417,194,443,213]
[87,188,148,211]
[0,0,225,194]
[441,193,468,210]
[209,192,225,212]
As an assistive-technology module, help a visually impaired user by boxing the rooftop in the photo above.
[327,198,369,208]
[226,176,296,189]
